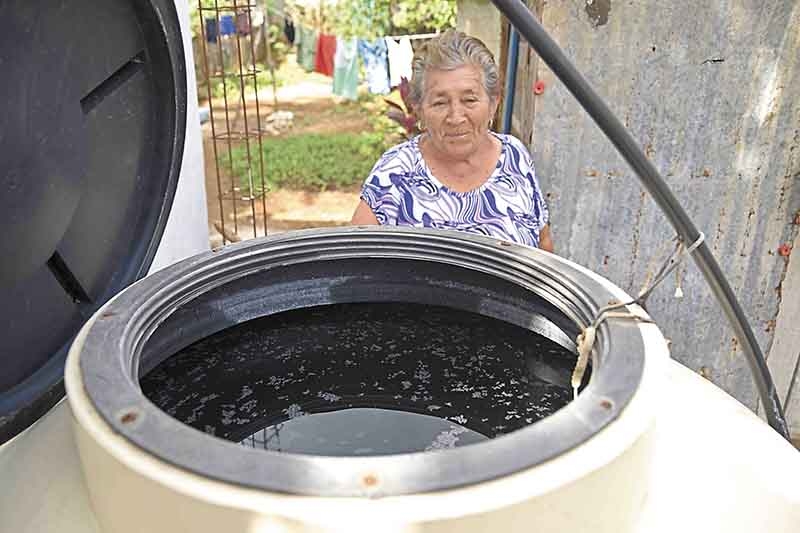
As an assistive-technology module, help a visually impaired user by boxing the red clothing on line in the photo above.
[314,34,337,77]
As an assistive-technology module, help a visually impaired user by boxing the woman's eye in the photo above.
[432,101,446,107]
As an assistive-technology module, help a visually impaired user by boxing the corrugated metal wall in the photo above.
[509,1,799,424]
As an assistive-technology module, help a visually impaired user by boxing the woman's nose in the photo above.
[446,103,467,123]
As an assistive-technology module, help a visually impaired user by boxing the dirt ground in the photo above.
[199,64,369,247]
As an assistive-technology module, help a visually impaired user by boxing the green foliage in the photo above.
[189,0,215,40]
[392,0,456,34]
[361,96,408,144]
[265,23,289,64]
[230,132,389,192]
[328,0,456,38]
[330,0,393,40]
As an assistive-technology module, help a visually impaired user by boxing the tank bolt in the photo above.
[599,399,613,410]
[533,80,546,95]
[362,474,379,487]
[778,243,792,257]
[120,410,140,425]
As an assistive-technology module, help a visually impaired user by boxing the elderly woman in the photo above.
[351,30,553,252]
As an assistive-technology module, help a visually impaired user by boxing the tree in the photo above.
[391,0,456,34]
[328,0,456,39]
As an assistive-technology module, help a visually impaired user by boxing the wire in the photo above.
[572,233,703,397]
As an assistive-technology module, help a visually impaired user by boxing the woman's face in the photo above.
[418,65,498,160]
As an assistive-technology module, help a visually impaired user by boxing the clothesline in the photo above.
[384,32,440,41]
[294,27,444,100]
[293,24,441,42]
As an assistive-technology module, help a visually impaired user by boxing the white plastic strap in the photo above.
[572,326,595,399]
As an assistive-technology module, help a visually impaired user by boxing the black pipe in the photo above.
[489,0,790,439]
[501,29,520,133]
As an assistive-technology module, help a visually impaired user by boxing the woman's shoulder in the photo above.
[494,132,530,154]
[370,136,422,175]
[493,132,535,172]
[384,136,422,159]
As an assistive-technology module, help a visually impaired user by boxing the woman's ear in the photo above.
[491,93,502,115]
[489,95,501,128]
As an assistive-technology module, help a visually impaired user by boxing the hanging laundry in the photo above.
[205,18,219,43]
[219,14,236,36]
[235,11,251,35]
[315,33,337,77]
[357,38,390,95]
[250,7,264,28]
[296,25,317,72]
[333,38,359,100]
[284,17,296,45]
[385,36,414,88]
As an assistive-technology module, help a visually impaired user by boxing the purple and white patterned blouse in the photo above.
[360,132,550,248]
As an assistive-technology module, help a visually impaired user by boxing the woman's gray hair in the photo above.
[409,30,500,108]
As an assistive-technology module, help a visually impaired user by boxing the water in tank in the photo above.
[141,302,580,456]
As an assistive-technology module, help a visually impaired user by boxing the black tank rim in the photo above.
[72,227,651,496]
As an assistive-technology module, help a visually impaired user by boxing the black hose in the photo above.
[489,0,790,439]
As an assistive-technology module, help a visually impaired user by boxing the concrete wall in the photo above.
[505,1,800,430]
[457,0,504,61]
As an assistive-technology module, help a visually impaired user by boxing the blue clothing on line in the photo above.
[205,18,218,43]
[219,15,236,36]
[357,38,390,95]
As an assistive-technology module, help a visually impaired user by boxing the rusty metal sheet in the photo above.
[511,1,800,414]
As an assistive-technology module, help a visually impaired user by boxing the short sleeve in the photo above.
[529,163,549,229]
[359,141,415,225]
[360,168,392,224]
[508,135,549,230]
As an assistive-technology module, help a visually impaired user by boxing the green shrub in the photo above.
[229,132,389,192]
